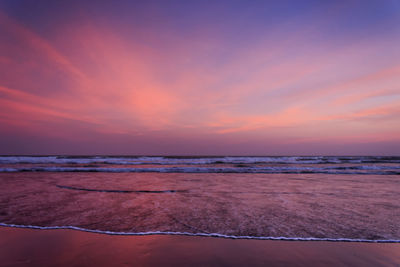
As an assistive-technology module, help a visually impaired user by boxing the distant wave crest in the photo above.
[0,156,400,165]
[1,156,399,175]
[0,165,399,175]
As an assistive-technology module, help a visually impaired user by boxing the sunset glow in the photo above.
[1,1,399,155]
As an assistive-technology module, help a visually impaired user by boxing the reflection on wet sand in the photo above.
[0,227,399,267]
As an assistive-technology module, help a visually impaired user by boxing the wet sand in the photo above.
[0,226,399,266]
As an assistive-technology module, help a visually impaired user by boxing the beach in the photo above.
[1,156,399,241]
[0,226,399,266]
[1,156,399,266]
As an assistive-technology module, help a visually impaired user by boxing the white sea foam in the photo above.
[1,156,399,175]
[0,223,398,243]
[1,156,399,165]
[0,165,399,174]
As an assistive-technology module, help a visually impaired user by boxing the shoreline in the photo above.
[1,223,399,243]
[1,226,399,266]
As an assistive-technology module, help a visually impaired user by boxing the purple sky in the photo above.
[0,0,399,155]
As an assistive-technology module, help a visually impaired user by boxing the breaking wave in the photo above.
[0,165,399,175]
[0,155,400,165]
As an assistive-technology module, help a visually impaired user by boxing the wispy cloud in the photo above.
[0,1,399,154]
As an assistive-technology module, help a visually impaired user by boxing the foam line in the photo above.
[1,156,400,165]
[56,185,187,193]
[1,167,399,175]
[0,223,399,243]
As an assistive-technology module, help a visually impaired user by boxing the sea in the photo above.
[0,155,399,242]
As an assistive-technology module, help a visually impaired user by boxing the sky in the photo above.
[0,0,399,155]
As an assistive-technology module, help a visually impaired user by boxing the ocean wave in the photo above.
[0,223,398,243]
[1,165,399,175]
[0,156,400,165]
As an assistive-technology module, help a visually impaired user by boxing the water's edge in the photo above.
[1,223,399,243]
